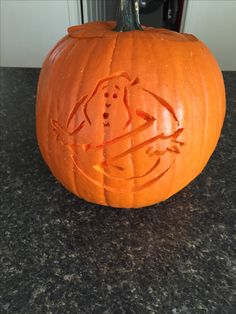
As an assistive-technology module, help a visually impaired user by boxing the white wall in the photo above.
[0,0,81,68]
[183,0,236,71]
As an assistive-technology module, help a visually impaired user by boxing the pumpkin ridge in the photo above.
[74,38,104,200]
[45,38,76,190]
[103,33,119,206]
[58,39,84,197]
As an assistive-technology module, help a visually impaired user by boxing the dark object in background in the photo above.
[139,0,184,31]
[80,1,185,32]
[163,0,178,30]
[139,0,163,14]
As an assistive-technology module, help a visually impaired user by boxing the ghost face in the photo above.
[84,75,132,134]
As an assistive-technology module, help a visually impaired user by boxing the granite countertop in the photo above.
[0,68,235,313]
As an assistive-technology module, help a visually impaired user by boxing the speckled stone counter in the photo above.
[0,68,235,313]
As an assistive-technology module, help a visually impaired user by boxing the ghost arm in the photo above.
[146,128,184,157]
[51,95,88,145]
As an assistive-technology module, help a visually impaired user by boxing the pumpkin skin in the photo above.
[36,21,225,208]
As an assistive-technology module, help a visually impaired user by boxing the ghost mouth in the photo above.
[104,122,110,127]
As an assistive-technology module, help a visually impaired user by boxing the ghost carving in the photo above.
[51,72,184,192]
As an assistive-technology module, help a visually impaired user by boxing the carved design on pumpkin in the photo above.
[51,72,185,192]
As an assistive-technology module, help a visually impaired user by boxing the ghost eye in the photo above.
[104,92,109,98]
[113,93,117,99]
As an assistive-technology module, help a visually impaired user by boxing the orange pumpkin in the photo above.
[36,0,225,208]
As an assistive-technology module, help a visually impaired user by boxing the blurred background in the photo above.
[0,0,236,70]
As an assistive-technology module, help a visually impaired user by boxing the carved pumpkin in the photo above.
[36,0,225,208]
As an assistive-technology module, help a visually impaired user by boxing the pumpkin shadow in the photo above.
[54,186,197,279]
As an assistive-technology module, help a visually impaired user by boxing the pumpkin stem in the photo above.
[114,0,143,32]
